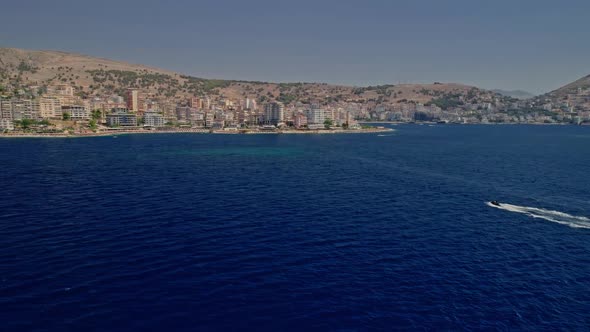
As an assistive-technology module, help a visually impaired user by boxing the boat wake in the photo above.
[487,202,590,229]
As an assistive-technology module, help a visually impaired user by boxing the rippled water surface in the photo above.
[1,125,590,331]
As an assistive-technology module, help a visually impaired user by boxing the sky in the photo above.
[1,0,589,94]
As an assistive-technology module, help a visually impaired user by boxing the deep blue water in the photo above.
[1,124,590,331]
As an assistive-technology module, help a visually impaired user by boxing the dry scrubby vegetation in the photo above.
[0,47,511,107]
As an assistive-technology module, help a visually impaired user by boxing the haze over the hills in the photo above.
[492,90,536,100]
[1,0,589,94]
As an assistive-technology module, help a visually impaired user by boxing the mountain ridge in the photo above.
[0,47,505,107]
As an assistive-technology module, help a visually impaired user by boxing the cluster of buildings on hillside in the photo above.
[0,85,360,132]
[362,98,590,124]
[2,83,590,132]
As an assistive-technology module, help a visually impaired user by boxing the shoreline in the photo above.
[0,127,394,138]
[359,121,580,126]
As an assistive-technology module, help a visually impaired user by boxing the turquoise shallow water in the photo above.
[166,146,306,157]
[1,124,590,331]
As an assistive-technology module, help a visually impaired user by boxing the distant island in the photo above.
[0,47,589,136]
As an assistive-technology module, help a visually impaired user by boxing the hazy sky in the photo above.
[1,0,589,94]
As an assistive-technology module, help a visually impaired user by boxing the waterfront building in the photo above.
[39,97,62,118]
[190,111,206,127]
[345,111,357,126]
[178,107,208,125]
[62,106,89,120]
[0,118,14,131]
[307,105,329,124]
[294,113,308,128]
[205,111,215,127]
[175,106,191,122]
[264,102,284,125]
[106,108,138,127]
[247,111,263,126]
[0,99,39,120]
[307,124,325,130]
[236,109,247,125]
[0,100,11,119]
[212,119,225,129]
[143,110,165,128]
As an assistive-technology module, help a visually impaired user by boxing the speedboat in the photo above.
[490,201,501,206]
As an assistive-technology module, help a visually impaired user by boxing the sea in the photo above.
[1,124,590,331]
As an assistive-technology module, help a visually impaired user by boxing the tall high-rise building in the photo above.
[126,89,145,114]
[251,99,257,110]
[307,105,329,124]
[190,97,203,109]
[205,111,215,127]
[294,113,308,128]
[38,97,62,118]
[0,99,39,120]
[264,102,284,125]
[245,98,257,110]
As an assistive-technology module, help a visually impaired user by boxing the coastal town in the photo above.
[1,48,590,136]
[0,84,389,136]
[1,82,588,137]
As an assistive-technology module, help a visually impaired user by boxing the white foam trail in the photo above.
[487,202,590,229]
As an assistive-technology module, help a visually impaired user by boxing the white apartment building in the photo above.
[0,118,14,131]
[143,111,165,128]
[62,106,90,120]
[38,97,62,118]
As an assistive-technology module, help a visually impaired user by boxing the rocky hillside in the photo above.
[546,75,590,97]
[0,47,506,107]
[533,75,590,111]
